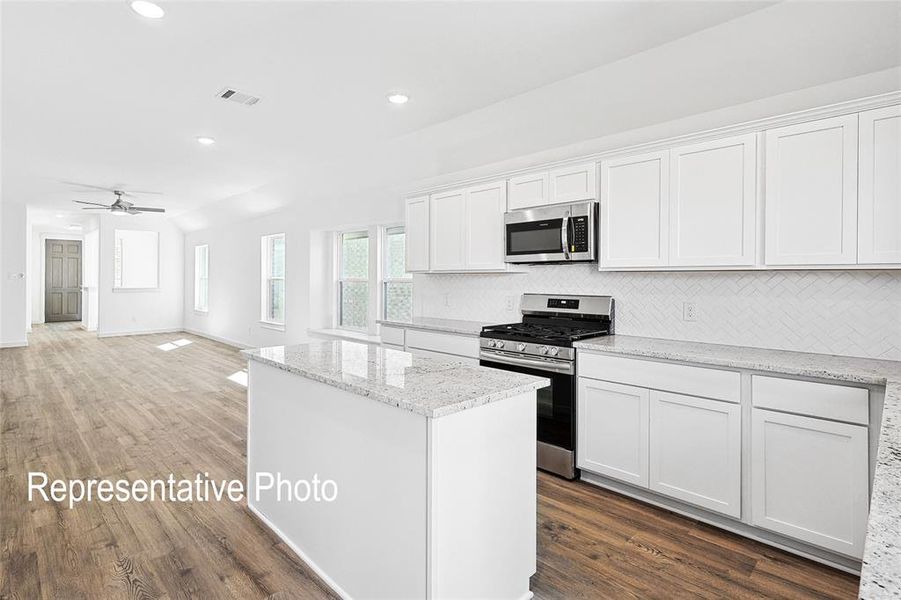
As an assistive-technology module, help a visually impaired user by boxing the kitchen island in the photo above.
[242,340,547,600]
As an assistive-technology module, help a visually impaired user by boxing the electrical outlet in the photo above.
[505,296,515,312]
[682,302,698,322]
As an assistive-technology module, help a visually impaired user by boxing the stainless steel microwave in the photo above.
[504,201,598,263]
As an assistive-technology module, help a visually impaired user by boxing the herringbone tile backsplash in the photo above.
[413,267,901,360]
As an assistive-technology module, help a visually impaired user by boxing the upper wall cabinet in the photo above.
[405,196,430,272]
[464,181,507,270]
[549,162,597,204]
[669,134,757,267]
[425,181,508,272]
[429,188,467,271]
[859,105,901,264]
[507,162,597,210]
[508,172,549,210]
[765,115,859,266]
[600,151,670,268]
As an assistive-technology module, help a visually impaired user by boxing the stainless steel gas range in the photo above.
[479,294,613,479]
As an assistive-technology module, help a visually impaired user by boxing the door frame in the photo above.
[38,233,83,325]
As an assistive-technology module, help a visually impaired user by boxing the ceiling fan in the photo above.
[64,181,166,215]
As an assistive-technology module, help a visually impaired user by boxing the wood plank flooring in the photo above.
[1,324,860,599]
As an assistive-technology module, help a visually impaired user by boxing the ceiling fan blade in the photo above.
[130,206,166,213]
[73,200,112,207]
[80,207,110,210]
[59,180,116,192]
[122,189,164,196]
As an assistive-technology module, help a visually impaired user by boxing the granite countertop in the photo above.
[242,340,547,419]
[376,316,489,336]
[573,335,901,599]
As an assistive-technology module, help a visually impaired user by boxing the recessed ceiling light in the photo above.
[196,136,216,146]
[131,0,165,19]
[55,213,64,218]
[387,93,409,105]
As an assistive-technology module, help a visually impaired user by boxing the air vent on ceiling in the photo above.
[216,87,262,106]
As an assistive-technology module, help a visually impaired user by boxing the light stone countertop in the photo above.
[376,316,490,336]
[573,334,901,600]
[242,340,547,419]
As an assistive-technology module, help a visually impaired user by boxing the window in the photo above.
[382,227,412,322]
[261,234,285,325]
[114,229,159,289]
[194,245,209,312]
[338,231,369,329]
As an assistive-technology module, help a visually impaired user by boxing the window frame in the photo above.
[380,225,412,322]
[260,233,286,328]
[335,229,370,332]
[193,244,209,313]
[113,229,160,291]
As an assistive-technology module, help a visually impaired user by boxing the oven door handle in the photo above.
[480,350,574,375]
[561,209,571,260]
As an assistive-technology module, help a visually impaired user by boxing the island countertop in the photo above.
[242,340,548,418]
[573,334,901,599]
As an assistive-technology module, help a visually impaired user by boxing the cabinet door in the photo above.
[765,115,858,265]
[405,195,430,272]
[600,151,669,268]
[649,391,741,518]
[508,171,549,210]
[429,189,466,271]
[577,378,649,488]
[465,181,507,270]
[670,135,757,266]
[751,408,868,558]
[859,105,901,264]
[549,162,597,204]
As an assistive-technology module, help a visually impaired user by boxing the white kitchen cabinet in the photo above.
[859,105,901,264]
[508,171,549,210]
[404,195,430,272]
[429,189,467,271]
[649,390,741,518]
[751,408,869,558]
[577,378,649,488]
[669,134,757,267]
[600,151,669,268]
[765,115,859,266]
[465,180,507,270]
[549,162,597,204]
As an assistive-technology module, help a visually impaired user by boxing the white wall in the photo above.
[83,225,99,331]
[0,200,28,347]
[97,213,183,337]
[183,191,402,348]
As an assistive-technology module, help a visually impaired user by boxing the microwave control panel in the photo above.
[570,216,589,252]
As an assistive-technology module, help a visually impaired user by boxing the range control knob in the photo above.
[539,346,549,355]
[517,343,526,351]
[496,341,505,349]
[549,347,559,356]
[488,339,496,348]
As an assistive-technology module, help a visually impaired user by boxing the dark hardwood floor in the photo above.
[1,324,860,599]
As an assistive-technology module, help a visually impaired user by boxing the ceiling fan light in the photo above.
[131,1,165,19]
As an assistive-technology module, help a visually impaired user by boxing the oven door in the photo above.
[479,349,577,479]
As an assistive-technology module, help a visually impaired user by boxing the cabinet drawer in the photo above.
[578,352,740,403]
[380,325,406,347]
[405,329,479,359]
[751,375,868,425]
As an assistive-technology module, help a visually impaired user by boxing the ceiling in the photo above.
[2,0,775,223]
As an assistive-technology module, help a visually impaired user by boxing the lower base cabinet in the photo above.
[750,408,869,558]
[649,391,742,518]
[577,379,649,488]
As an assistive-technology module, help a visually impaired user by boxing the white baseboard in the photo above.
[247,502,351,600]
[97,328,182,339]
[0,340,28,348]
[183,328,250,349]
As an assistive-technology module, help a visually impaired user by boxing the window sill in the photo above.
[259,321,286,332]
[194,309,208,316]
[308,328,381,344]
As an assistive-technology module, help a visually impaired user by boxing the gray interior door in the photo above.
[45,239,82,322]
